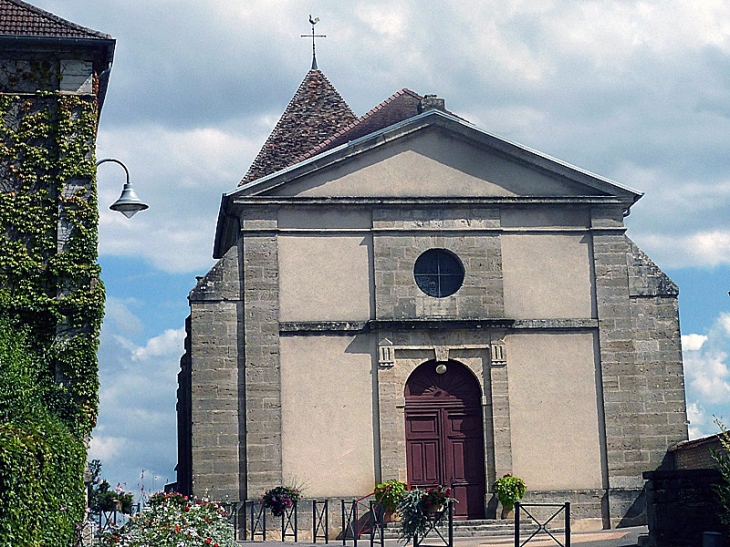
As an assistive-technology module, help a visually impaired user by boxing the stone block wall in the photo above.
[184,246,242,501]
[240,208,283,498]
[372,207,504,321]
[592,204,688,525]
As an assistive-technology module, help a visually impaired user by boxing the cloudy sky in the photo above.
[29,0,730,500]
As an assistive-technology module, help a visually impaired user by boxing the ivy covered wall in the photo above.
[0,47,109,543]
[0,91,104,438]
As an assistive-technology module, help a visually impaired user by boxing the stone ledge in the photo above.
[280,318,598,333]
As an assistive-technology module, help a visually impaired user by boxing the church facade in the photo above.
[177,66,688,528]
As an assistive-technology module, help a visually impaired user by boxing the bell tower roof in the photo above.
[240,68,357,186]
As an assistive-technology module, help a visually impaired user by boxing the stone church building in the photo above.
[177,61,688,528]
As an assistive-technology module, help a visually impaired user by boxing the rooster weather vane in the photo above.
[301,15,326,70]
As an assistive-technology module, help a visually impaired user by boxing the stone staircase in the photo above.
[379,519,541,539]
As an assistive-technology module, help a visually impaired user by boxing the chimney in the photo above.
[418,94,446,113]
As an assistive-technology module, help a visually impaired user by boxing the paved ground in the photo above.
[237,525,648,547]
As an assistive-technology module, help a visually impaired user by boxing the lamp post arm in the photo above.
[96,158,130,184]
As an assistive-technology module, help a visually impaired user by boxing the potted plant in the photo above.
[261,486,301,517]
[397,486,453,541]
[420,485,451,514]
[493,474,526,519]
[374,480,406,521]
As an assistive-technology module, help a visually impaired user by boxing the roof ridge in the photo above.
[0,0,112,39]
[295,88,424,164]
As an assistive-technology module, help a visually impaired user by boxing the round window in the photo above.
[413,249,464,298]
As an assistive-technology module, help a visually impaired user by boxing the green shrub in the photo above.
[0,318,85,546]
[374,480,407,512]
[493,474,527,510]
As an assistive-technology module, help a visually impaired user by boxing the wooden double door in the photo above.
[404,361,486,519]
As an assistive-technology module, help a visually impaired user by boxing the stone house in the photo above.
[177,62,688,529]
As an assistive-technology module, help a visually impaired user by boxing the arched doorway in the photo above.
[404,360,486,519]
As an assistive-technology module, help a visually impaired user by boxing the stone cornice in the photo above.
[279,318,598,334]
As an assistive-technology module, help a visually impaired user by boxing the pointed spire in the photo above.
[240,68,357,185]
[302,15,325,71]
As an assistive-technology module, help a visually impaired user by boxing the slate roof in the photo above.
[239,69,358,185]
[0,0,111,39]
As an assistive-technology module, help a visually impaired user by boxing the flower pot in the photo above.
[500,506,514,519]
[422,503,444,516]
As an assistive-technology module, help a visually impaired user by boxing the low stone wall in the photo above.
[643,469,725,547]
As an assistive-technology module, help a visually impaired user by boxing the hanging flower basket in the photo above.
[261,486,301,517]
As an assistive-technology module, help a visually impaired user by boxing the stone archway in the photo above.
[404,360,486,519]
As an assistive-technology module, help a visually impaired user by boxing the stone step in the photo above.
[379,519,542,539]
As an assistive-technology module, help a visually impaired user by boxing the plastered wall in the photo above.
[271,130,599,198]
[501,233,595,319]
[506,332,603,490]
[279,334,377,498]
[278,234,373,322]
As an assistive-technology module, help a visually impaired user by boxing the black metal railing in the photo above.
[248,500,268,541]
[368,500,385,547]
[282,502,298,542]
[220,501,240,540]
[340,497,386,547]
[342,499,360,545]
[313,499,329,543]
[413,500,454,547]
[515,502,570,547]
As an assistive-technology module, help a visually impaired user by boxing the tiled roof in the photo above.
[0,0,111,39]
[239,69,358,185]
[296,88,424,163]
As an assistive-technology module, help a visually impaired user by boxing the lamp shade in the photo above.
[110,182,149,218]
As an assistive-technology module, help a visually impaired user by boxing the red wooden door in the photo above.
[405,361,485,519]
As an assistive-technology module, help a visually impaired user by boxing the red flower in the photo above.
[185,505,190,512]
[206,539,212,545]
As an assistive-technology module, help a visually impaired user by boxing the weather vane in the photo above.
[301,15,326,70]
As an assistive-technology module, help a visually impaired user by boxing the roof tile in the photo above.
[0,0,111,39]
[239,69,357,185]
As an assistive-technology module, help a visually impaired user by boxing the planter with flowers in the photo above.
[100,492,237,547]
[374,480,406,522]
[493,474,526,519]
[397,486,453,541]
[261,486,301,517]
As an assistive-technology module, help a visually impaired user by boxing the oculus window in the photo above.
[413,249,464,298]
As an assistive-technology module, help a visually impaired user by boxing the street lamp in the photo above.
[96,158,149,218]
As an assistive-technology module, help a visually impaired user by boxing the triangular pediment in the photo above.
[233,110,640,202]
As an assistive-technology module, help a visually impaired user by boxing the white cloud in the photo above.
[683,314,730,406]
[686,402,713,440]
[104,297,144,337]
[133,328,186,361]
[683,334,708,352]
[88,435,125,463]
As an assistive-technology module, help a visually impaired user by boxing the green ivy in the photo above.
[0,91,104,545]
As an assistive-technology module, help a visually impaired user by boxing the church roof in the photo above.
[0,0,111,39]
[297,88,424,162]
[239,69,358,185]
[214,107,644,258]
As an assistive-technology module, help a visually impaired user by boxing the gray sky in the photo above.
[27,0,730,501]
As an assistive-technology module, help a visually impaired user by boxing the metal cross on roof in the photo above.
[301,15,326,70]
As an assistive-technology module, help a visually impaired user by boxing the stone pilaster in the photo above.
[241,209,282,497]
